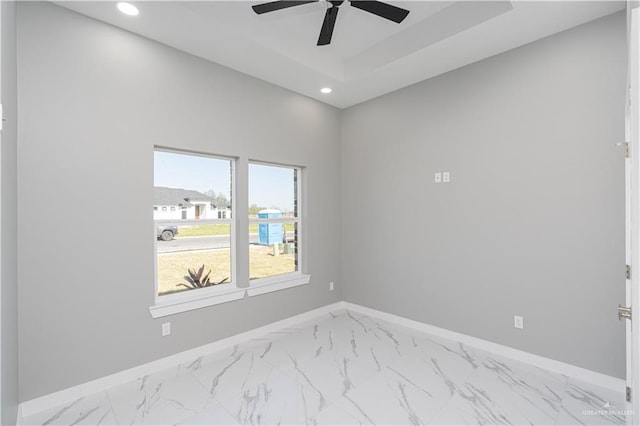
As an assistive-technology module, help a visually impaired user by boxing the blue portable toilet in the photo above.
[258,209,283,245]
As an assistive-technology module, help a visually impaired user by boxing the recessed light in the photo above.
[321,87,332,94]
[117,2,139,16]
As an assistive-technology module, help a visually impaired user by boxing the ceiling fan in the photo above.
[252,0,410,46]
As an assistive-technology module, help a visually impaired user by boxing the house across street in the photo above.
[154,186,231,220]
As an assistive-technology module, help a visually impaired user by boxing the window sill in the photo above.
[247,273,311,297]
[149,275,311,318]
[149,285,246,318]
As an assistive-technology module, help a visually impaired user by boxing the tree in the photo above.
[205,190,231,207]
[249,204,266,215]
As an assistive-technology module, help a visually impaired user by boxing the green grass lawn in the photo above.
[175,224,248,237]
[157,249,232,295]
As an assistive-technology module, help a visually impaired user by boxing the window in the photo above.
[153,149,237,314]
[150,153,309,317]
[249,163,301,282]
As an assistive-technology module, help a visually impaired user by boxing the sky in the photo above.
[154,150,295,212]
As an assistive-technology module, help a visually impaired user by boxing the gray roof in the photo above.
[154,187,215,207]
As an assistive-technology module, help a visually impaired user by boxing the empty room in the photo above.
[1,0,640,425]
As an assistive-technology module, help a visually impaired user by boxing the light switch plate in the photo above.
[434,172,442,183]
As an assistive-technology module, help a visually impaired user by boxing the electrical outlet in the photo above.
[162,322,171,337]
[514,315,524,330]
[329,282,335,291]
[443,172,450,183]
[434,172,442,183]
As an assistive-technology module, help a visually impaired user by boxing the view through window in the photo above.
[249,163,300,281]
[154,149,233,296]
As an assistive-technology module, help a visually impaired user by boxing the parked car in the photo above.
[157,225,178,241]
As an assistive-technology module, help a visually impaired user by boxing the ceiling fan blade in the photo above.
[349,1,409,23]
[252,0,318,15]
[317,6,339,46]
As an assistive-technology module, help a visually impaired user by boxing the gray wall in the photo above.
[15,0,627,404]
[2,0,19,424]
[17,2,342,401]
[342,12,627,378]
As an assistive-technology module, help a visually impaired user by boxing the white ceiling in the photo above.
[56,1,625,108]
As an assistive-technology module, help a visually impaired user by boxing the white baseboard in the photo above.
[16,404,23,426]
[19,300,625,421]
[18,302,344,419]
[343,302,625,393]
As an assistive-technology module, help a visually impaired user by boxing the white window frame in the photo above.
[150,148,241,318]
[247,161,310,297]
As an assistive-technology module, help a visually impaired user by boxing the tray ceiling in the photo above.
[56,1,625,108]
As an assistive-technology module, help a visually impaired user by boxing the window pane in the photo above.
[249,221,298,280]
[155,150,232,220]
[154,150,233,296]
[157,225,231,295]
[248,163,297,219]
[249,163,300,281]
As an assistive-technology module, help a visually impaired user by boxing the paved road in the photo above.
[157,234,259,254]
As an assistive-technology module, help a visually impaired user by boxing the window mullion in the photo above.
[235,157,250,288]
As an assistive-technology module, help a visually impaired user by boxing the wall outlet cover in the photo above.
[162,322,171,336]
[514,315,524,329]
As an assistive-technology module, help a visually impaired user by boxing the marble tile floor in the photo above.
[21,309,628,426]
